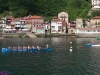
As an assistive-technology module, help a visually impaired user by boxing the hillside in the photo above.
[0,0,91,21]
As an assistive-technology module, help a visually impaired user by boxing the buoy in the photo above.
[70,46,72,48]
[70,42,72,44]
[70,49,72,52]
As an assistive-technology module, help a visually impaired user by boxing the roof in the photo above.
[51,16,61,22]
[13,18,22,21]
[25,15,43,20]
[92,16,100,19]
[30,15,42,19]
[58,11,68,14]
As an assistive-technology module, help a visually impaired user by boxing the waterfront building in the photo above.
[51,16,62,33]
[58,12,68,24]
[76,18,83,28]
[68,21,76,34]
[25,16,32,32]
[62,21,67,33]
[13,18,22,30]
[25,15,44,33]
[43,21,51,34]
[90,16,100,28]
[76,16,100,34]
[1,18,6,28]
[5,16,12,30]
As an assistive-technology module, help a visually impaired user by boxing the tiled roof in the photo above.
[30,15,42,19]
[51,16,61,22]
[25,15,42,20]
[13,18,22,21]
[92,16,100,19]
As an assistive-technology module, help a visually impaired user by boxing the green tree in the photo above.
[91,10,100,17]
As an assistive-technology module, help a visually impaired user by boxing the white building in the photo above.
[51,17,62,33]
[76,18,83,28]
[58,12,68,24]
[92,0,100,9]
[76,28,100,34]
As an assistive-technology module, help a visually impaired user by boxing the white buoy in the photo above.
[70,49,72,52]
[70,46,72,48]
[70,42,72,44]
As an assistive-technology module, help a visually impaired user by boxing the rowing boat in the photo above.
[86,43,100,47]
[2,47,51,53]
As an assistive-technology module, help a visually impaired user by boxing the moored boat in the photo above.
[86,43,100,47]
[2,47,51,53]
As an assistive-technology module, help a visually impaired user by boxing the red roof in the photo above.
[92,16,100,19]
[13,18,22,21]
[25,15,43,20]
[30,15,42,19]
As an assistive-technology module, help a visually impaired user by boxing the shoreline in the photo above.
[1,33,100,38]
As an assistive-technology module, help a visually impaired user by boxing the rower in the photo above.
[8,46,12,50]
[13,47,17,50]
[23,46,26,50]
[46,44,49,48]
[32,46,35,49]
[18,46,22,50]
[37,46,41,50]
[27,46,32,50]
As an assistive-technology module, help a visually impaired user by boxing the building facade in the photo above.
[92,0,100,9]
[51,17,62,33]
[58,12,68,24]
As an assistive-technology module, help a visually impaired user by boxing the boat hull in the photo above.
[86,43,100,47]
[2,48,51,53]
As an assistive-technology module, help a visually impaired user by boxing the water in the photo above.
[0,37,100,75]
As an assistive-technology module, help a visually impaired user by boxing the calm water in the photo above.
[0,37,100,75]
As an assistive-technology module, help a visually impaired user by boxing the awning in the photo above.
[22,29,29,31]
[12,29,16,30]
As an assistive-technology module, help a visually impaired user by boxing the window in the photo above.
[51,26,55,28]
[98,30,100,32]
[58,26,62,29]
[71,30,73,32]
[95,22,97,25]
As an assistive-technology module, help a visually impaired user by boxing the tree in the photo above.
[91,10,100,17]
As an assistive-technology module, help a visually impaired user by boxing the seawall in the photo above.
[1,33,100,38]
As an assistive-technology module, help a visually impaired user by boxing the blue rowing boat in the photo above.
[86,43,100,47]
[86,43,93,47]
[2,47,51,53]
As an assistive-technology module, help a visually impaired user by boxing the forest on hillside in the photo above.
[0,0,92,21]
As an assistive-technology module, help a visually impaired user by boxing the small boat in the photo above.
[2,47,51,53]
[86,43,100,47]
